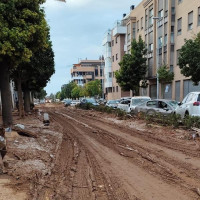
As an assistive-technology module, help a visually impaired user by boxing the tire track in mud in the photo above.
[48,109,199,200]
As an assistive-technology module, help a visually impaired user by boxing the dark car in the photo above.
[135,99,179,116]
[80,98,99,106]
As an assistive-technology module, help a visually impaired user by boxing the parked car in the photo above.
[117,99,131,112]
[70,100,80,106]
[175,92,200,118]
[80,98,99,106]
[106,100,120,108]
[135,99,179,116]
[129,96,151,113]
[64,99,72,107]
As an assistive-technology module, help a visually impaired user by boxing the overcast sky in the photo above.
[43,0,140,95]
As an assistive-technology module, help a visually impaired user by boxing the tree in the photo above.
[115,36,147,96]
[84,80,102,97]
[178,33,200,85]
[55,91,61,99]
[34,89,47,100]
[60,81,77,99]
[0,0,48,126]
[71,86,82,99]
[157,65,174,98]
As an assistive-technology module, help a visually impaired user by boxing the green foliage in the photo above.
[71,85,82,99]
[115,36,147,95]
[60,81,77,99]
[84,80,102,97]
[0,0,48,66]
[178,33,200,85]
[34,88,47,100]
[157,65,174,83]
[56,91,61,99]
[183,115,200,129]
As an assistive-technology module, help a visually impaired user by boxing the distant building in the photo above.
[71,59,105,87]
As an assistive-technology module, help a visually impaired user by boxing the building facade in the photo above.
[71,59,104,87]
[103,0,200,101]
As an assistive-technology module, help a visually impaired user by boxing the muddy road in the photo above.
[3,105,200,200]
[30,106,200,200]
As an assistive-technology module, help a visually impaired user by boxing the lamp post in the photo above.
[153,16,161,99]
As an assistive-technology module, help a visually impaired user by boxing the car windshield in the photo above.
[132,98,149,105]
[86,98,96,103]
[167,100,179,109]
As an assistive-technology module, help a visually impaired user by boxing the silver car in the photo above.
[135,99,179,116]
[106,100,120,108]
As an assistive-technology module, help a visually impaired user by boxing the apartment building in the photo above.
[103,0,200,101]
[71,59,104,87]
[102,8,135,100]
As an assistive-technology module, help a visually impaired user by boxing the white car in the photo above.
[117,96,151,113]
[70,100,80,106]
[117,99,131,112]
[175,92,200,118]
[129,96,151,113]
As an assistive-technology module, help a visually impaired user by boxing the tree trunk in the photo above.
[0,63,13,127]
[17,77,25,118]
[24,89,31,113]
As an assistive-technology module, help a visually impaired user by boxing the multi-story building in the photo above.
[71,59,104,87]
[103,0,200,101]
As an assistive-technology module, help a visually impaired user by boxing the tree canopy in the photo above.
[178,33,200,85]
[157,65,174,84]
[115,36,147,95]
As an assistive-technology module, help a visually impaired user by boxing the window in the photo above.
[95,68,98,76]
[145,9,148,29]
[100,69,103,77]
[109,72,112,78]
[147,101,157,108]
[178,0,182,4]
[137,20,139,32]
[177,18,182,35]
[115,36,118,44]
[149,8,153,26]
[127,23,131,42]
[116,86,118,92]
[176,50,180,65]
[141,17,143,29]
[158,10,163,18]
[198,7,200,26]
[188,11,193,30]
[116,53,118,60]
[164,34,167,46]
[113,87,115,92]
[112,40,114,46]
[132,22,136,39]
[108,42,111,47]
[149,43,153,52]
[158,37,163,48]
[112,56,114,62]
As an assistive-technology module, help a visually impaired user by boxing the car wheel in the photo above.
[147,109,156,116]
[184,111,189,119]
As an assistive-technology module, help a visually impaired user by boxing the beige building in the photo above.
[71,59,104,87]
[103,0,200,101]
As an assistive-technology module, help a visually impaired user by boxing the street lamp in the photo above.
[153,16,161,99]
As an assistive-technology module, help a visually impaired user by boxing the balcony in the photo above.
[83,75,92,79]
[72,76,83,80]
[102,34,111,45]
[113,22,126,37]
